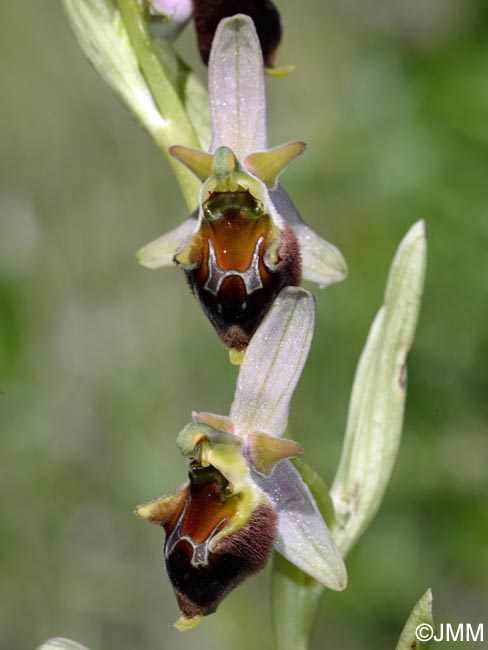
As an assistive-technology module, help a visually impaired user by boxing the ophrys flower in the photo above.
[138,16,347,360]
[136,287,347,630]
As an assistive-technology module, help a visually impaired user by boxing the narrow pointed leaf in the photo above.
[63,0,167,138]
[271,553,323,650]
[396,589,435,650]
[331,221,427,556]
[254,459,346,590]
[116,0,204,206]
[137,216,198,269]
[208,15,267,159]
[64,0,205,208]
[153,39,211,150]
[230,287,315,438]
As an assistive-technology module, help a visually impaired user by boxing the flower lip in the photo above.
[145,460,278,623]
[174,183,302,352]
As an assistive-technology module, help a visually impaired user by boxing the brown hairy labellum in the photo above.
[178,190,301,350]
[192,0,282,67]
[161,463,277,618]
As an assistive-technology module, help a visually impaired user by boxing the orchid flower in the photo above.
[138,15,347,360]
[135,287,347,630]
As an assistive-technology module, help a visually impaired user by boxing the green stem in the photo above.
[117,0,201,209]
[271,554,324,650]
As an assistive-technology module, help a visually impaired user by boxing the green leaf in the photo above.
[136,216,197,268]
[271,553,323,650]
[63,0,165,135]
[272,222,426,650]
[63,0,203,208]
[396,589,435,650]
[330,220,427,556]
[153,39,211,151]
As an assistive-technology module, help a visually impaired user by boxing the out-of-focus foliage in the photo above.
[0,1,486,649]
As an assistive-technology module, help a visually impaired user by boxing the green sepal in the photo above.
[136,217,197,269]
[296,224,348,288]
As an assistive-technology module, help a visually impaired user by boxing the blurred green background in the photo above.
[1,1,487,649]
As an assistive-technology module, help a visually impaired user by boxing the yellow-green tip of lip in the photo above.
[265,64,296,78]
[229,348,245,365]
[174,615,203,632]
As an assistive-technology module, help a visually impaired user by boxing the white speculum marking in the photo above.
[165,500,227,567]
[205,237,265,297]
